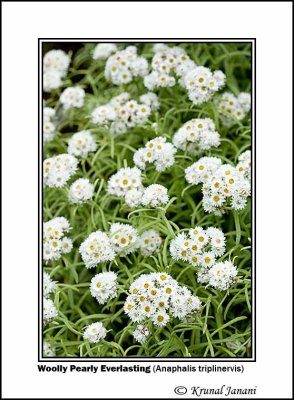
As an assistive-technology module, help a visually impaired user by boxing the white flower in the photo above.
[60,86,85,110]
[141,184,169,208]
[91,104,116,125]
[173,118,220,155]
[69,178,94,204]
[43,154,78,188]
[43,49,71,77]
[205,261,238,291]
[43,341,56,357]
[170,226,226,267]
[68,130,97,158]
[93,43,117,60]
[109,121,127,136]
[43,298,58,324]
[79,231,115,268]
[183,66,225,105]
[105,46,148,85]
[217,92,251,126]
[139,92,160,111]
[90,272,118,304]
[185,157,222,185]
[43,272,57,298]
[139,229,162,256]
[108,167,143,197]
[133,324,150,343]
[133,136,177,172]
[43,69,62,92]
[83,322,107,343]
[125,188,144,208]
[43,217,73,261]
[43,107,56,143]
[125,272,201,328]
[236,150,251,181]
[109,223,139,256]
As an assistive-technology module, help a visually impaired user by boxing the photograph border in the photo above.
[38,38,256,362]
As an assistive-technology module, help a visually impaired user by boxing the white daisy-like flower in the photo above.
[90,271,118,304]
[43,341,56,357]
[93,43,117,60]
[109,223,139,256]
[141,184,169,208]
[107,167,143,198]
[69,178,94,204]
[133,324,150,344]
[83,322,107,343]
[43,154,78,188]
[139,229,162,256]
[43,298,58,324]
[79,231,115,268]
[43,217,73,261]
[43,272,57,298]
[60,86,85,110]
[217,92,251,126]
[205,261,238,291]
[68,130,97,159]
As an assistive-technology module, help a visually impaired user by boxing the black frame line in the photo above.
[39,38,256,362]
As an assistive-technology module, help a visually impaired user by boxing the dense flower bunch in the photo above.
[170,226,226,267]
[91,92,158,135]
[43,154,78,188]
[69,178,94,204]
[197,260,238,291]
[90,272,118,304]
[109,223,139,256]
[133,324,150,344]
[79,231,115,268]
[43,106,56,143]
[124,272,201,329]
[217,92,251,126]
[43,49,70,92]
[138,229,162,256]
[173,118,220,155]
[105,46,148,85]
[83,322,107,343]
[60,86,85,110]
[141,184,169,208]
[43,217,73,261]
[93,43,117,60]
[134,136,177,172]
[185,155,251,214]
[43,272,57,298]
[144,45,196,90]
[236,150,251,181]
[68,130,97,158]
[182,66,226,105]
[43,298,58,325]
[107,167,143,197]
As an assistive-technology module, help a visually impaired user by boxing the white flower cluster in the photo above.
[68,130,97,158]
[124,272,201,329]
[90,271,118,304]
[43,298,58,325]
[109,223,139,257]
[43,49,71,92]
[173,118,220,155]
[93,43,117,60]
[197,260,238,291]
[69,178,94,204]
[43,341,56,357]
[182,66,226,105]
[43,154,78,188]
[43,107,56,143]
[107,167,170,209]
[170,226,226,267]
[79,231,115,268]
[185,157,222,185]
[105,46,148,85]
[133,324,150,344]
[43,217,73,261]
[107,167,143,198]
[60,86,85,110]
[83,322,107,343]
[91,92,157,135]
[144,45,196,90]
[236,150,251,181]
[43,272,57,298]
[217,92,251,126]
[185,156,251,214]
[134,136,177,172]
[138,229,162,256]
